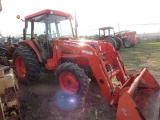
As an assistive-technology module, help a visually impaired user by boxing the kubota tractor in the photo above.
[14,9,160,120]
[98,27,122,50]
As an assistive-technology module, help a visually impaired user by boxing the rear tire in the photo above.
[13,46,40,85]
[55,62,89,96]
[105,37,117,50]
[113,37,122,50]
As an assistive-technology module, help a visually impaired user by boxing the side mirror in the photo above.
[0,0,2,12]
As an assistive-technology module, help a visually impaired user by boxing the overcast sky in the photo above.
[0,0,160,36]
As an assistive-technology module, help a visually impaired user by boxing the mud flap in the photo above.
[116,68,160,120]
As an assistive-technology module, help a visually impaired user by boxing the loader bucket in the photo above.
[116,68,160,120]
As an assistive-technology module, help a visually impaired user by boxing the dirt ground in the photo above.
[18,74,117,120]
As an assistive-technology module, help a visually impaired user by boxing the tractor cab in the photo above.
[23,9,75,60]
[99,27,115,38]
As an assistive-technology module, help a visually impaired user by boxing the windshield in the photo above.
[25,14,73,40]
[105,29,114,36]
[47,14,74,40]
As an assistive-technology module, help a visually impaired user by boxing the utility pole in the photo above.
[75,9,78,39]
[0,0,2,12]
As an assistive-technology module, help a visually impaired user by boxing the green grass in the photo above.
[119,42,160,72]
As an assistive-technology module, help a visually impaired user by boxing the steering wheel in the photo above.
[0,47,8,56]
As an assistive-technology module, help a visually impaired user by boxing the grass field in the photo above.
[119,41,160,84]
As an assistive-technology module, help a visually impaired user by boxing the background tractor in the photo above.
[98,27,122,50]
[13,9,160,120]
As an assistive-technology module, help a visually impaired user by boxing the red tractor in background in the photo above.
[13,9,160,120]
[115,31,137,48]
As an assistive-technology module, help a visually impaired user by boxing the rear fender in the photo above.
[19,40,43,62]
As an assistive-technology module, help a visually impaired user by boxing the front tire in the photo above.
[13,46,40,85]
[55,62,89,96]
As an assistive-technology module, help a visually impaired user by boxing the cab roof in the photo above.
[99,27,114,30]
[25,9,72,20]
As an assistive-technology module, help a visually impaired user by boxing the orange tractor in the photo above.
[14,9,159,120]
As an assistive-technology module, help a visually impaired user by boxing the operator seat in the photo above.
[31,37,47,63]
[38,34,54,59]
[38,34,45,41]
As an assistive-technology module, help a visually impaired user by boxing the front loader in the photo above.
[14,9,160,120]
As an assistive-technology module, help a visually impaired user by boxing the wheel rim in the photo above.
[59,71,79,94]
[15,56,26,78]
